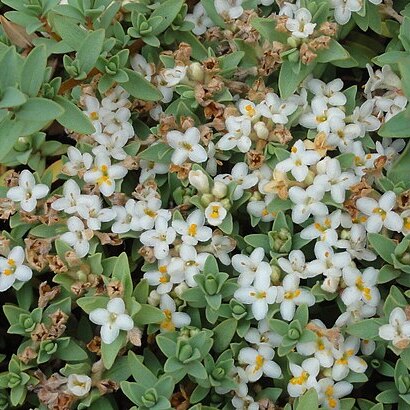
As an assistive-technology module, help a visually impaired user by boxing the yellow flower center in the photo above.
[144,208,157,218]
[245,104,255,117]
[284,289,301,300]
[210,206,220,219]
[290,371,309,385]
[372,207,386,220]
[90,111,99,121]
[254,354,265,371]
[188,223,197,236]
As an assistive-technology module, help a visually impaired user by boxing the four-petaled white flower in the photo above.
[0,246,32,292]
[84,154,127,197]
[356,191,403,233]
[66,374,92,397]
[159,294,191,332]
[89,298,134,344]
[205,201,228,226]
[276,140,321,182]
[258,93,298,124]
[238,345,282,382]
[7,170,49,212]
[185,3,213,35]
[172,209,212,245]
[60,216,93,258]
[287,358,320,397]
[379,307,410,350]
[167,127,207,165]
[285,8,316,38]
[217,116,252,153]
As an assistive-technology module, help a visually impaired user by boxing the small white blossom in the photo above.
[307,78,347,106]
[51,180,82,214]
[331,0,362,25]
[0,246,32,292]
[172,209,212,245]
[217,116,252,153]
[205,201,228,226]
[60,216,93,258]
[159,294,191,332]
[7,170,49,213]
[77,195,116,231]
[215,0,244,19]
[379,307,410,349]
[257,92,298,124]
[356,191,403,233]
[89,298,134,344]
[287,358,320,397]
[317,378,353,410]
[66,374,92,397]
[167,127,207,165]
[185,3,213,35]
[285,8,316,38]
[63,146,93,176]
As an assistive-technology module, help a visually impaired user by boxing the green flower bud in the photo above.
[231,300,246,318]
[212,367,225,380]
[139,21,152,35]
[204,276,218,295]
[7,373,21,389]
[188,62,204,82]
[221,198,231,211]
[142,388,158,407]
[269,228,291,253]
[287,38,299,48]
[77,270,88,282]
[201,193,214,207]
[287,328,300,340]
[42,341,58,354]
[270,265,281,283]
[178,344,193,362]
[13,137,31,152]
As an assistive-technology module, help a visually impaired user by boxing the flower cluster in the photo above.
[0,0,410,409]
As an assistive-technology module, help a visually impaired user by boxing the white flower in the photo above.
[159,294,191,332]
[238,99,260,121]
[167,127,207,165]
[63,146,93,176]
[205,201,227,226]
[144,257,184,294]
[232,395,258,410]
[285,8,316,38]
[276,140,321,182]
[215,0,244,19]
[296,320,335,368]
[364,64,402,97]
[245,319,283,347]
[234,270,280,320]
[288,185,328,224]
[331,336,367,381]
[84,154,127,197]
[168,244,208,287]
[89,298,134,344]
[306,242,351,282]
[60,216,93,258]
[130,54,154,81]
[0,246,32,292]
[348,141,379,176]
[92,131,129,160]
[313,157,359,203]
[326,117,361,151]
[300,210,342,247]
[111,199,140,234]
[377,94,408,122]
[238,345,281,382]
[139,159,168,183]
[136,198,170,230]
[336,223,376,261]
[217,116,252,153]
[7,170,49,213]
[307,78,347,106]
[188,170,210,194]
[257,92,298,124]
[102,86,130,111]
[172,209,212,245]
[215,163,258,201]
[160,66,187,88]
[280,274,315,321]
[76,195,116,230]
[287,358,320,397]
[341,266,380,307]
[185,3,213,35]
[232,247,271,287]
[379,307,410,349]
[210,232,236,265]
[278,250,307,279]
[331,0,362,25]
[317,378,353,410]
[51,180,82,214]
[335,300,377,327]
[82,95,108,132]
[356,191,403,233]
[66,374,92,397]
[140,216,176,260]
[351,99,381,136]
[299,97,345,135]
[247,194,276,223]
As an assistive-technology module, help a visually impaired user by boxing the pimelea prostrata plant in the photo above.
[0,0,410,409]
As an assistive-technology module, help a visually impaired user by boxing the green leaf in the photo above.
[139,142,173,163]
[149,0,184,36]
[133,304,164,325]
[50,14,86,50]
[16,97,64,122]
[0,86,27,108]
[316,40,350,63]
[202,0,226,28]
[279,60,315,98]
[122,69,162,101]
[20,45,46,97]
[296,388,319,410]
[379,107,410,138]
[54,96,95,134]
[213,318,237,352]
[101,332,126,370]
[368,233,396,264]
[346,318,382,339]
[388,141,410,186]
[127,351,157,387]
[250,17,288,42]
[77,29,105,73]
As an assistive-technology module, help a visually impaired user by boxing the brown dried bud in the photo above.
[107,280,124,298]
[138,245,156,264]
[87,336,102,355]
[246,150,265,170]
[38,282,61,308]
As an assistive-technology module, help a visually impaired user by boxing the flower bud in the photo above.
[303,170,315,185]
[13,137,31,152]
[147,290,160,306]
[254,121,269,140]
[204,276,218,295]
[178,344,193,362]
[188,62,204,82]
[321,277,339,293]
[212,181,228,199]
[189,170,210,193]
[270,265,281,283]
[200,193,214,207]
[211,367,225,380]
[173,282,189,298]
